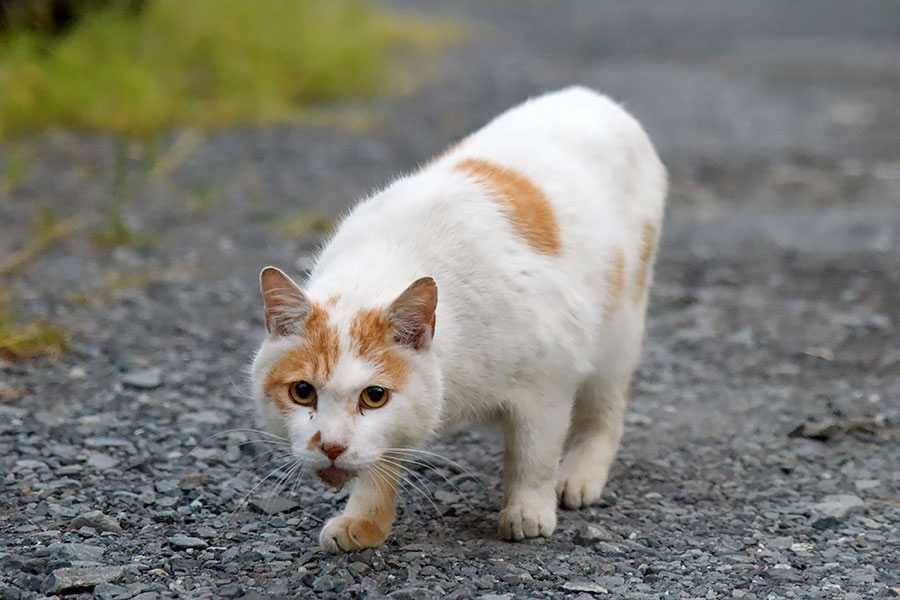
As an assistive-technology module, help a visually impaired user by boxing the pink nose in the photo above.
[320,442,347,461]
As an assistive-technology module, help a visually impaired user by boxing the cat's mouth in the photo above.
[316,465,356,490]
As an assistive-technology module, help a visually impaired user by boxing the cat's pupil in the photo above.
[367,386,384,402]
[295,382,313,399]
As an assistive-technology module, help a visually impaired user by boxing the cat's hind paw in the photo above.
[556,466,608,510]
[498,498,557,541]
[319,515,389,553]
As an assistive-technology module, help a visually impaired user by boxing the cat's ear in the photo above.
[260,266,311,337]
[388,277,438,351]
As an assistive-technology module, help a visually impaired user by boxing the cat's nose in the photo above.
[320,442,347,461]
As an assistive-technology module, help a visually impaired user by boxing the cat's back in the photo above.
[437,86,666,226]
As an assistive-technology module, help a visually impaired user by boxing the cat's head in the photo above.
[250,266,442,489]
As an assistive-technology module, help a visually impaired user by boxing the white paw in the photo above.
[556,464,608,510]
[498,496,557,541]
[319,515,389,553]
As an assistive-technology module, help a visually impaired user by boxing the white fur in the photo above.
[250,86,667,550]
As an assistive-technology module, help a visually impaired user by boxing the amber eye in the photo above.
[288,381,317,406]
[360,386,389,409]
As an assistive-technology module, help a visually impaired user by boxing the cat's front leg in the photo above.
[498,390,572,541]
[319,465,397,553]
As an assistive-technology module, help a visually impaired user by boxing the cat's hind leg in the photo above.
[320,463,398,553]
[556,373,629,510]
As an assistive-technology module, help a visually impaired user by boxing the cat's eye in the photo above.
[360,386,389,410]
[289,381,317,406]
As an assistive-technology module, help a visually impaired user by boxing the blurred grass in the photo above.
[0,300,67,360]
[0,210,83,360]
[0,0,457,138]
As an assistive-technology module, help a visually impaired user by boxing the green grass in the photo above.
[0,298,67,361]
[0,210,80,360]
[274,212,337,238]
[0,0,442,138]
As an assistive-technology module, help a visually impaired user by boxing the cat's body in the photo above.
[251,86,666,552]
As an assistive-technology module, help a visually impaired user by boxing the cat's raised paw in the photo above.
[498,499,557,541]
[319,515,389,553]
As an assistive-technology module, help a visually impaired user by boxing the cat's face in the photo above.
[250,267,442,489]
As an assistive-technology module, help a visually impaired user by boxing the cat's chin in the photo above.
[317,466,357,490]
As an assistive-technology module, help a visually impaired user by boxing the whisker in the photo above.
[383,453,477,513]
[228,376,255,401]
[370,462,417,513]
[265,460,303,519]
[226,458,295,525]
[375,459,444,522]
[287,463,308,500]
[187,428,289,457]
[383,447,484,489]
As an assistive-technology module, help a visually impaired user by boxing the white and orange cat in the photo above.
[250,86,666,552]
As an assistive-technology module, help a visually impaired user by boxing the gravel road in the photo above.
[2,1,899,598]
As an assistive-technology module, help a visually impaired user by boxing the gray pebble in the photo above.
[248,496,300,515]
[48,542,106,562]
[168,534,208,550]
[71,510,122,533]
[86,454,120,470]
[42,566,125,594]
[810,494,865,524]
[121,368,163,390]
[562,581,610,594]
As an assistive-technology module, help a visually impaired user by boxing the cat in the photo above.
[250,86,667,553]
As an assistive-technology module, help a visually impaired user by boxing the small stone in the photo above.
[312,575,336,592]
[763,567,804,583]
[769,536,793,550]
[810,494,865,526]
[189,448,221,461]
[195,525,217,539]
[121,368,163,390]
[854,479,881,491]
[0,381,21,403]
[248,496,300,515]
[154,480,178,493]
[478,595,513,600]
[575,524,623,545]
[168,534,208,550]
[93,582,129,600]
[86,454,120,470]
[788,417,841,442]
[562,580,609,594]
[71,511,122,533]
[42,566,125,594]
[180,472,211,488]
[349,561,368,574]
[155,496,179,508]
[48,543,106,561]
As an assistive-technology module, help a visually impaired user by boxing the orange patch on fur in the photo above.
[349,308,408,388]
[454,158,560,255]
[341,516,390,548]
[264,303,339,409]
[605,248,626,317]
[307,431,322,451]
[633,224,658,303]
[325,295,340,307]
